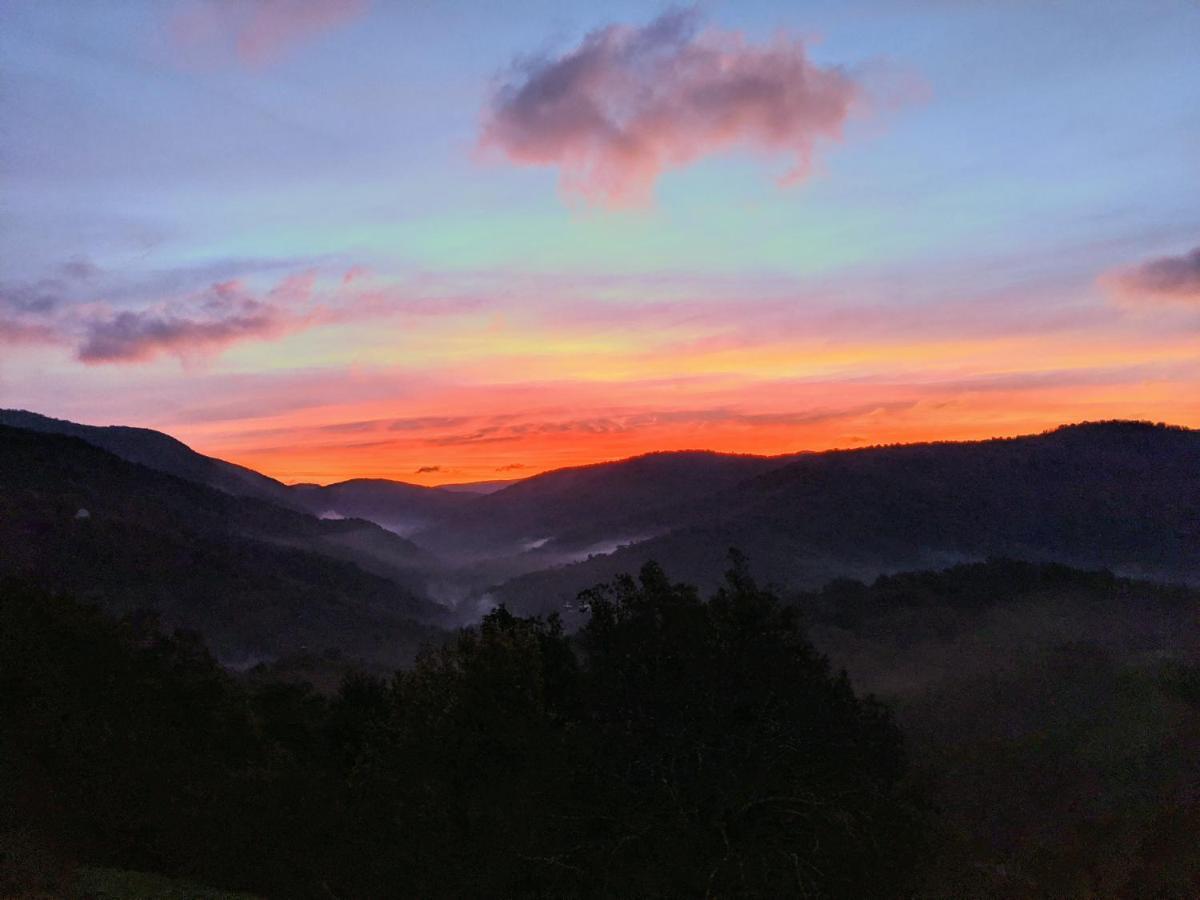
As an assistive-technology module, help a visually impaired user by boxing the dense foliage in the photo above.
[0,557,923,899]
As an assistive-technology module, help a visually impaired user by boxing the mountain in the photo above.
[290,478,475,536]
[0,424,446,665]
[485,422,1200,619]
[0,408,300,510]
[436,478,523,494]
[6,410,1198,630]
[0,409,498,551]
[413,449,800,560]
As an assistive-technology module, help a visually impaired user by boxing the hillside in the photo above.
[413,449,799,559]
[4,412,1197,629]
[484,422,1200,619]
[0,424,445,665]
[291,478,475,536]
[0,409,300,509]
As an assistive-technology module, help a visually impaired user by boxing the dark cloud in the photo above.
[415,465,442,474]
[1112,245,1200,301]
[76,280,299,364]
[0,281,65,315]
[0,279,69,346]
[481,7,862,205]
[78,308,284,363]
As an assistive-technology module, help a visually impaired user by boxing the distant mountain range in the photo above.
[485,421,1200,618]
[291,478,475,536]
[2,408,1197,648]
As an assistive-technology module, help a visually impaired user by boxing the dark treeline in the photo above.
[1,555,925,899]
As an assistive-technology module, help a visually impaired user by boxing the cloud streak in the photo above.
[168,0,368,68]
[0,319,59,346]
[481,8,862,205]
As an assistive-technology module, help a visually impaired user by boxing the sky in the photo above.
[1,0,1198,485]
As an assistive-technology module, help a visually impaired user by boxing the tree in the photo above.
[575,552,925,897]
[2,555,926,899]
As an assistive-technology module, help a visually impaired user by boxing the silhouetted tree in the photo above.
[2,555,926,898]
[574,552,924,896]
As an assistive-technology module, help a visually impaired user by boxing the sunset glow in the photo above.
[3,1,1198,485]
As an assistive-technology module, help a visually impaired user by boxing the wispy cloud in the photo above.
[481,8,863,206]
[1109,245,1200,302]
[1,280,67,346]
[72,274,320,364]
[2,256,492,365]
[419,403,919,447]
[0,318,59,346]
[168,0,369,68]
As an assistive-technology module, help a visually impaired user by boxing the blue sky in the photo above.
[1,0,1197,482]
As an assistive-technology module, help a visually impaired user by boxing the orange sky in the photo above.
[4,2,1198,486]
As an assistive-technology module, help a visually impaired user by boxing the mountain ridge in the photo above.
[0,409,300,510]
[5,408,1197,629]
[0,423,446,665]
[479,420,1200,619]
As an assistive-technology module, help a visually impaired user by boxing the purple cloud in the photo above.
[77,279,302,364]
[481,8,862,205]
[1111,245,1200,301]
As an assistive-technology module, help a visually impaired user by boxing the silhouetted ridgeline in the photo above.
[485,421,1200,619]
[0,408,301,510]
[0,424,444,667]
[5,410,1197,624]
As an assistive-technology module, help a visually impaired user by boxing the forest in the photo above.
[6,555,1199,898]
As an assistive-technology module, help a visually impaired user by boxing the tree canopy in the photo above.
[1,555,924,898]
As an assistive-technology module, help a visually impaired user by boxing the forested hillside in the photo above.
[0,425,443,666]
[486,422,1200,619]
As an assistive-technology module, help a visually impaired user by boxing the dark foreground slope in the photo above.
[6,559,1197,898]
[487,422,1200,619]
[1,567,920,898]
[0,425,444,665]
